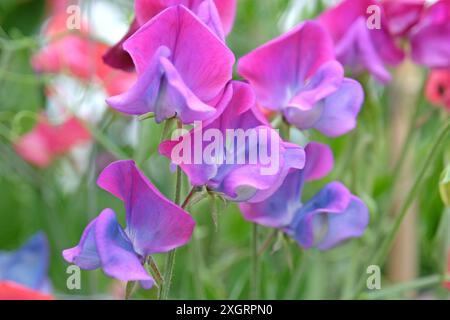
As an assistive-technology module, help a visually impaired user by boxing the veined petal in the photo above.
[97,160,195,256]
[238,21,335,110]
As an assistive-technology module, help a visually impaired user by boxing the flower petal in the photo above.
[96,160,195,256]
[238,21,335,110]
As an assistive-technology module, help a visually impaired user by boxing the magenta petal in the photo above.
[112,5,234,123]
[238,21,335,110]
[410,0,450,68]
[196,0,225,40]
[213,0,236,35]
[97,160,195,256]
[303,142,334,182]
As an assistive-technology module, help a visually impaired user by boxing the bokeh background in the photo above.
[0,0,449,299]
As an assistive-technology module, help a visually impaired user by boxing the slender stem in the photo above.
[353,121,450,298]
[147,256,164,288]
[181,186,197,209]
[251,224,259,299]
[160,165,182,300]
[361,274,448,300]
[258,229,278,256]
[390,97,422,184]
[84,121,128,160]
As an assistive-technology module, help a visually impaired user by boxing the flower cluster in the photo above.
[63,0,370,292]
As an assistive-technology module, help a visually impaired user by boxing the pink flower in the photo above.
[410,0,450,68]
[319,0,404,83]
[106,5,235,124]
[238,21,364,137]
[14,116,91,168]
[104,0,237,71]
[63,160,196,289]
[32,10,136,96]
[425,69,450,111]
[159,81,305,203]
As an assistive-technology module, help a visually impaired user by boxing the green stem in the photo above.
[251,224,259,299]
[160,165,182,300]
[84,121,128,160]
[390,97,423,184]
[353,121,450,298]
[361,274,448,299]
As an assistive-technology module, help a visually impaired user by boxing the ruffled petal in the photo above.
[96,160,195,256]
[238,21,335,110]
[288,182,368,250]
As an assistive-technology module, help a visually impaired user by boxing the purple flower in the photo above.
[104,0,237,71]
[0,232,51,293]
[382,0,425,37]
[240,143,369,250]
[106,5,235,124]
[63,160,195,289]
[238,21,364,137]
[159,81,306,203]
[410,0,450,68]
[318,0,404,83]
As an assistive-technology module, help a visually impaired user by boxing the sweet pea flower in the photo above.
[63,160,195,289]
[104,0,237,71]
[318,0,404,83]
[381,0,425,37]
[410,0,450,68]
[0,232,53,300]
[106,5,235,124]
[425,69,450,111]
[240,142,369,250]
[14,115,91,168]
[238,21,364,137]
[159,81,306,203]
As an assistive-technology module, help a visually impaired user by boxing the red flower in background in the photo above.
[14,116,91,168]
[0,281,53,300]
[445,251,450,290]
[32,1,135,96]
[425,69,450,111]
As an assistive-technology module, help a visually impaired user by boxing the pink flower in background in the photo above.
[410,0,450,68]
[107,5,235,124]
[159,81,305,203]
[238,21,364,137]
[32,9,136,96]
[319,0,404,83]
[14,116,91,168]
[381,0,425,36]
[63,160,195,289]
[425,69,450,111]
[104,0,237,71]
